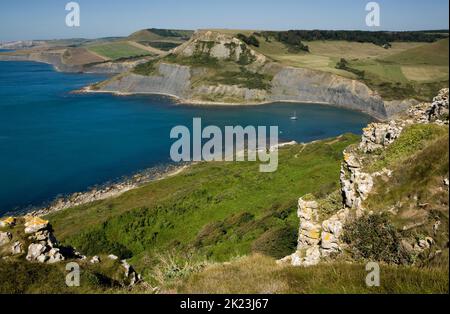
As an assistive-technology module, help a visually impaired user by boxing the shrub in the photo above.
[69,229,133,259]
[132,59,159,76]
[251,226,297,259]
[236,34,260,47]
[342,213,412,264]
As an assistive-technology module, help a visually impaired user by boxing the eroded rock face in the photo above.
[280,89,450,267]
[408,88,449,124]
[0,217,16,228]
[0,232,12,246]
[24,216,49,234]
[278,198,349,267]
[359,121,403,153]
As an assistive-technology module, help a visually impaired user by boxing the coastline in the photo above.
[2,57,388,120]
[78,86,382,120]
[6,163,191,218]
[3,140,300,218]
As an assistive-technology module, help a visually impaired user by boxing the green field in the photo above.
[47,135,357,279]
[87,42,152,60]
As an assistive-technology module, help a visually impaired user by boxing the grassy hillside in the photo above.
[127,28,194,51]
[175,254,448,294]
[47,135,358,280]
[342,39,449,100]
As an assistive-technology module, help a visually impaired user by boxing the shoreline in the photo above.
[78,87,382,120]
[2,140,300,218]
[4,163,191,218]
[2,57,387,120]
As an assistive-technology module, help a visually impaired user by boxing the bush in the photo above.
[251,226,297,259]
[342,213,411,264]
[132,59,158,76]
[236,34,260,47]
[70,229,133,259]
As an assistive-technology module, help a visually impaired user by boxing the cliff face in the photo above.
[270,67,388,120]
[90,31,399,119]
[0,31,417,120]
[0,51,140,74]
[278,89,449,267]
[99,63,191,97]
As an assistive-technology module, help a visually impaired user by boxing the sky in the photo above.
[0,0,449,41]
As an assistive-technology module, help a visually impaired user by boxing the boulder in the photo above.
[11,241,23,255]
[0,231,12,246]
[0,217,16,228]
[24,216,49,234]
[26,243,47,261]
[90,256,101,264]
[47,248,65,264]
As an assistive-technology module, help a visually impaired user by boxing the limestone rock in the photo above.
[0,231,12,246]
[26,243,46,261]
[359,121,403,153]
[47,248,65,264]
[24,216,49,234]
[11,241,23,255]
[0,217,16,228]
[90,256,101,264]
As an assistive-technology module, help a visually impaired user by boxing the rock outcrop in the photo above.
[279,88,449,267]
[99,63,191,98]
[269,66,388,120]
[0,215,143,286]
[89,31,401,120]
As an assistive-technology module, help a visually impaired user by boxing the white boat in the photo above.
[290,111,298,120]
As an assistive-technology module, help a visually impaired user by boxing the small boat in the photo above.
[290,111,298,120]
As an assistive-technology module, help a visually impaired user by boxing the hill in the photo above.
[1,90,447,294]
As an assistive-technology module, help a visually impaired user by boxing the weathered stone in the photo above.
[24,216,49,234]
[90,256,101,264]
[26,243,47,261]
[0,217,16,228]
[11,241,23,255]
[108,254,119,260]
[0,231,12,246]
[47,248,65,264]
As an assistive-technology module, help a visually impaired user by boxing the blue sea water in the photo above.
[0,61,373,213]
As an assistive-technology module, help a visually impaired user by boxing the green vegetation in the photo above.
[236,33,260,47]
[335,58,365,78]
[368,124,448,172]
[345,39,449,100]
[87,42,151,60]
[210,67,272,90]
[364,125,449,240]
[47,135,357,280]
[164,53,219,68]
[176,254,449,294]
[132,59,159,76]
[128,28,193,42]
[143,41,181,51]
[259,31,310,52]
[259,30,448,47]
[343,213,412,264]
[0,256,139,294]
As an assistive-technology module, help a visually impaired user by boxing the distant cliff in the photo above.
[90,31,415,120]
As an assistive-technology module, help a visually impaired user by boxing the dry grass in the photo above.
[175,254,449,294]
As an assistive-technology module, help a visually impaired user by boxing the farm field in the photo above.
[87,41,153,60]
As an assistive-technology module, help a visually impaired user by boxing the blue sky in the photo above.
[0,0,448,41]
